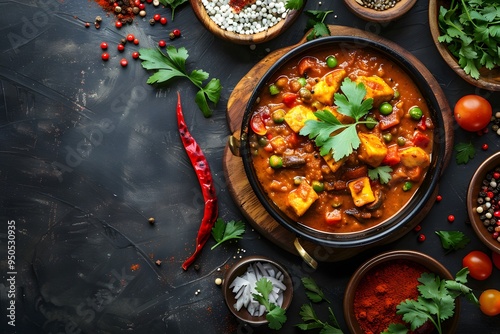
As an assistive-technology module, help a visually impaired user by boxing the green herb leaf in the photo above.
[159,0,188,20]
[253,278,287,330]
[300,78,373,161]
[285,0,304,10]
[454,142,475,164]
[435,230,470,251]
[139,46,222,117]
[301,277,330,303]
[304,10,333,40]
[296,303,344,333]
[368,166,393,184]
[381,323,409,334]
[210,219,245,250]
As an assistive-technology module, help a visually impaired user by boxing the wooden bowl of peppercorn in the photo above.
[343,250,460,334]
[343,0,417,23]
[189,0,304,44]
[467,151,500,254]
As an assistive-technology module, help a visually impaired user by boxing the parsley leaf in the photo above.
[139,46,222,117]
[435,230,470,252]
[285,0,304,10]
[210,218,245,250]
[296,304,344,333]
[304,10,333,40]
[159,0,187,20]
[454,142,475,164]
[301,277,330,303]
[368,166,393,184]
[437,1,500,80]
[253,278,287,330]
[300,78,373,161]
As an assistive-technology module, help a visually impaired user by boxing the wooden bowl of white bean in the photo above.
[190,0,304,44]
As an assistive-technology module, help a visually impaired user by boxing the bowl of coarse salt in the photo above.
[222,255,293,326]
[190,0,305,44]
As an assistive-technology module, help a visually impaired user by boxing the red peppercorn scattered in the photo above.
[126,34,135,42]
[100,42,108,50]
[133,38,139,45]
[417,234,426,242]
[160,17,168,25]
[414,225,422,232]
[101,52,110,61]
[132,51,140,59]
[153,14,161,21]
[436,195,442,202]
[117,44,125,52]
[139,3,146,10]
[482,143,489,151]
[158,40,166,48]
[494,172,500,179]
[85,22,90,28]
[447,214,455,223]
[120,58,128,67]
[173,29,181,37]
[115,21,123,29]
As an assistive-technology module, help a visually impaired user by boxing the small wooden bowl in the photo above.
[467,151,500,254]
[190,0,304,45]
[222,256,293,326]
[343,0,417,23]
[343,250,460,333]
[429,0,500,91]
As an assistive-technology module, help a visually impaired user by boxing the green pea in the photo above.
[312,180,325,192]
[272,109,286,123]
[382,133,392,142]
[409,106,423,120]
[397,136,406,146]
[403,181,413,192]
[269,155,283,169]
[365,116,377,129]
[298,77,307,87]
[269,84,280,95]
[258,136,268,147]
[379,102,393,115]
[326,56,338,68]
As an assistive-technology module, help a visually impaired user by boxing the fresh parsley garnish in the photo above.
[454,142,475,164]
[437,1,500,80]
[300,78,374,161]
[301,277,330,303]
[159,0,187,20]
[210,218,245,250]
[296,304,344,333]
[384,268,478,334]
[304,10,333,40]
[253,278,287,330]
[139,46,222,117]
[435,230,470,252]
[368,166,393,184]
[285,0,304,10]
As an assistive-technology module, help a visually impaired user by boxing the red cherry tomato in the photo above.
[492,251,500,270]
[463,250,493,280]
[250,114,267,136]
[479,289,500,316]
[454,95,492,132]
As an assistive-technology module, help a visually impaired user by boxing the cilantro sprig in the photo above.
[158,0,187,20]
[139,46,221,117]
[304,10,333,40]
[301,277,330,303]
[454,142,475,164]
[384,268,479,334]
[435,230,470,252]
[299,78,374,161]
[210,218,245,250]
[368,166,393,184]
[253,278,287,330]
[437,0,500,80]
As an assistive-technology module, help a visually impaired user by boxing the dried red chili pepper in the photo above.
[177,92,218,270]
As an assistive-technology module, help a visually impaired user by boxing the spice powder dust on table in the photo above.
[353,259,430,334]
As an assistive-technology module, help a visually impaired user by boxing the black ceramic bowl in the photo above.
[239,36,451,250]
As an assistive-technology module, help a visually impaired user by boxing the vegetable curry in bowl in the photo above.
[244,39,435,236]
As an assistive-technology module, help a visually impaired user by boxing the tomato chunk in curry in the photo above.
[248,47,434,233]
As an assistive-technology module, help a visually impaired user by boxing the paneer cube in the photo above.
[284,105,316,133]
[357,133,388,167]
[287,181,319,217]
[348,177,375,207]
[322,152,346,173]
[354,75,394,106]
[312,69,347,105]
[399,147,430,168]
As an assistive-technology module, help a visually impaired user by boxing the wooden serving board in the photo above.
[223,25,454,263]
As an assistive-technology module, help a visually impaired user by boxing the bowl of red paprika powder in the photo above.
[343,250,460,334]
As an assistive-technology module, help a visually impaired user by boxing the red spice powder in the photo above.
[353,259,427,334]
